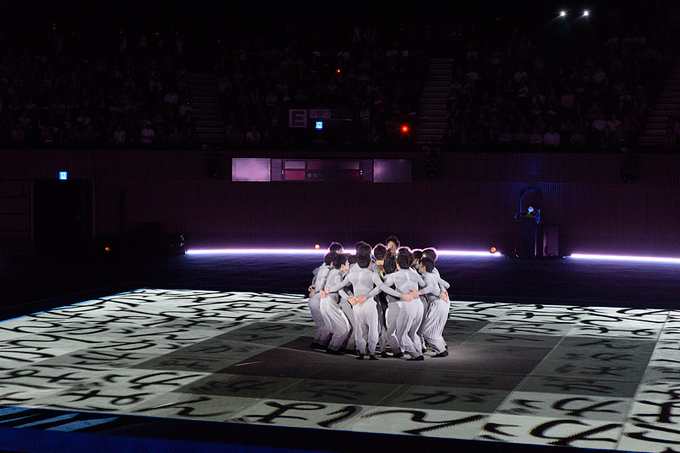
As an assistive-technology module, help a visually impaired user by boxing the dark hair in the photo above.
[373,243,387,261]
[324,251,337,266]
[347,254,358,265]
[354,241,372,256]
[333,253,348,269]
[422,247,438,261]
[396,252,412,270]
[386,235,400,248]
[420,257,435,273]
[329,242,344,253]
[357,254,371,269]
[383,254,397,274]
[397,247,414,267]
[412,249,423,261]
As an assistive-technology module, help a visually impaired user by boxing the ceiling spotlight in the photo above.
[560,11,567,17]
[583,10,589,16]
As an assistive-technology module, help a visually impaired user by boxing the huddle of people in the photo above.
[307,237,450,361]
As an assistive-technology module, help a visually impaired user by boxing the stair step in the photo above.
[192,97,219,104]
[194,113,224,121]
[196,120,225,127]
[645,129,666,136]
[195,126,223,132]
[192,104,221,111]
[415,138,444,144]
[423,86,450,93]
[424,80,451,87]
[420,121,448,127]
[418,127,446,133]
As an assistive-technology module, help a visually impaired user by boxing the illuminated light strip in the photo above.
[186,248,502,257]
[438,251,502,257]
[570,253,680,264]
[186,248,326,255]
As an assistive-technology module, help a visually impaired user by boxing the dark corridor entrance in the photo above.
[33,180,92,256]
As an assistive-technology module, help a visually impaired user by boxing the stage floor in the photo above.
[0,287,678,452]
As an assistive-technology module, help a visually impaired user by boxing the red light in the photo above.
[53,26,56,30]
[155,32,159,35]
[401,125,409,133]
[120,30,123,34]
[336,69,341,73]
[104,246,111,252]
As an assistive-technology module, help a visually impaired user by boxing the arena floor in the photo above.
[0,252,680,452]
[0,271,678,452]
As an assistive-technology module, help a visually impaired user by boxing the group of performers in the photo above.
[307,236,451,361]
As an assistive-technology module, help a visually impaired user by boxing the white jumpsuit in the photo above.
[420,271,450,354]
[328,268,387,355]
[319,268,351,351]
[308,263,332,346]
[383,269,425,358]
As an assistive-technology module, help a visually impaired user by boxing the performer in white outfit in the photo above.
[419,257,451,357]
[418,247,449,352]
[380,253,403,357]
[326,254,400,360]
[319,254,351,354]
[383,251,426,360]
[372,243,389,357]
[307,251,336,350]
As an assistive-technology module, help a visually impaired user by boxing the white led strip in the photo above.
[186,248,503,257]
[570,253,680,264]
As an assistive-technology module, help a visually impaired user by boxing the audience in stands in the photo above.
[0,4,676,151]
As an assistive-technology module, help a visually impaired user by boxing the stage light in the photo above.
[187,248,326,255]
[583,10,589,16]
[437,250,503,257]
[104,247,111,252]
[490,247,497,253]
[336,69,341,73]
[560,11,567,17]
[315,244,320,249]
[570,253,680,264]
[186,248,504,257]
[401,125,410,133]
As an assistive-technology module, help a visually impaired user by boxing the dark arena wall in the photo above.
[1,149,678,257]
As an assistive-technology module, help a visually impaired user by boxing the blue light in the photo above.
[59,172,68,180]
[315,121,324,130]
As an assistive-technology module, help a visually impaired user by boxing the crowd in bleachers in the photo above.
[437,14,676,152]
[213,22,425,149]
[0,2,678,151]
[0,28,195,147]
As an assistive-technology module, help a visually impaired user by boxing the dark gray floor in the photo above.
[2,253,678,313]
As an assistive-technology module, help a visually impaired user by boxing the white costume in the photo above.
[328,267,389,356]
[383,268,425,358]
[319,268,351,352]
[308,263,332,347]
[420,271,451,354]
